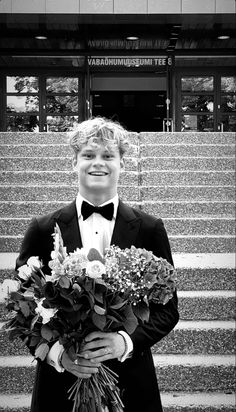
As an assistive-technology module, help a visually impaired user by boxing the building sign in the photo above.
[88,39,163,50]
[88,56,172,68]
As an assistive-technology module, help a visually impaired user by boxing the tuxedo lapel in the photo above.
[111,201,141,248]
[55,201,82,253]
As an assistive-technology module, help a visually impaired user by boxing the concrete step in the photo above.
[0,143,138,158]
[1,234,235,253]
[161,392,236,412]
[177,268,235,291]
[1,252,234,289]
[154,354,235,392]
[1,287,234,321]
[1,185,235,203]
[141,157,235,171]
[1,156,235,172]
[0,132,139,146]
[0,392,235,412]
[141,186,235,201]
[0,156,138,172]
[0,200,234,219]
[1,217,235,236]
[1,170,234,187]
[0,185,140,202]
[0,170,138,186]
[1,265,235,292]
[142,201,235,218]
[0,320,234,356]
[0,131,234,145]
[1,142,235,158]
[140,144,235,158]
[0,355,234,393]
[169,236,235,254]
[141,171,235,186]
[139,132,235,145]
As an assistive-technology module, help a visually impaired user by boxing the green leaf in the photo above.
[94,305,106,315]
[132,301,150,323]
[110,300,127,310]
[41,325,54,341]
[29,335,40,348]
[92,312,106,330]
[10,291,24,301]
[87,248,104,263]
[18,301,30,317]
[30,314,39,330]
[35,343,49,361]
[122,305,139,334]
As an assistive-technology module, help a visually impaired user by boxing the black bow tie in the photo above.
[81,201,114,221]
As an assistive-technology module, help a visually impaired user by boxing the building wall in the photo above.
[0,0,235,14]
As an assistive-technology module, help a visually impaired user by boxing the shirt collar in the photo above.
[76,193,119,219]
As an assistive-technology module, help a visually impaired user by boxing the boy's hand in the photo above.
[61,347,101,378]
[80,331,126,362]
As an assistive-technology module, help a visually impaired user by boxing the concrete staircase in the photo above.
[0,131,235,411]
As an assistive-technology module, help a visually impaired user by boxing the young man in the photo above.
[16,117,179,412]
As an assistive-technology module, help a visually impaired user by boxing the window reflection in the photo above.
[221,115,236,132]
[46,116,79,132]
[182,95,214,112]
[46,96,78,113]
[7,96,39,113]
[7,76,39,93]
[181,76,214,92]
[221,95,236,112]
[182,115,214,132]
[7,115,39,132]
[46,77,79,93]
[221,77,236,92]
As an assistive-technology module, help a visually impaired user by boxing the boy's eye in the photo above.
[82,153,93,158]
[104,153,114,159]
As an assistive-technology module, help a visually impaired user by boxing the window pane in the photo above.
[46,77,79,93]
[221,77,236,92]
[221,114,236,132]
[182,115,214,132]
[221,95,236,112]
[181,77,214,92]
[7,76,39,93]
[7,96,39,113]
[7,115,39,132]
[46,96,78,113]
[46,116,79,132]
[182,95,214,112]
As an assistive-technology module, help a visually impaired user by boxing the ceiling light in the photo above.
[35,35,48,40]
[126,36,139,41]
[217,35,230,40]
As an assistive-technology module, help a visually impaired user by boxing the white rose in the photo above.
[86,261,105,279]
[35,298,57,324]
[17,265,32,281]
[0,279,20,302]
[27,256,42,271]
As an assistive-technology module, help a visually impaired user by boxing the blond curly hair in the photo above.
[69,117,129,159]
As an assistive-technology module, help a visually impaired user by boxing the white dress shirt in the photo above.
[47,193,133,372]
[76,193,118,256]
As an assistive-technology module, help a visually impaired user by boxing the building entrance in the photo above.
[91,91,166,132]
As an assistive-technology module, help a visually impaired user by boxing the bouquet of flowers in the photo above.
[1,224,176,412]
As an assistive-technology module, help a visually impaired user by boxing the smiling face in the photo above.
[73,141,124,205]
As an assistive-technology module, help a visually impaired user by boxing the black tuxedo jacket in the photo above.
[16,200,179,412]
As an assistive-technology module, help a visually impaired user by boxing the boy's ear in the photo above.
[120,158,125,169]
[72,157,78,170]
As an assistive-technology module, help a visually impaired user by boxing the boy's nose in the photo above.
[92,156,105,166]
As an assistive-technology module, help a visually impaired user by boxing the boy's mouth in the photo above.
[89,171,108,176]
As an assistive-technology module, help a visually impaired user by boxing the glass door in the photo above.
[218,76,236,132]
